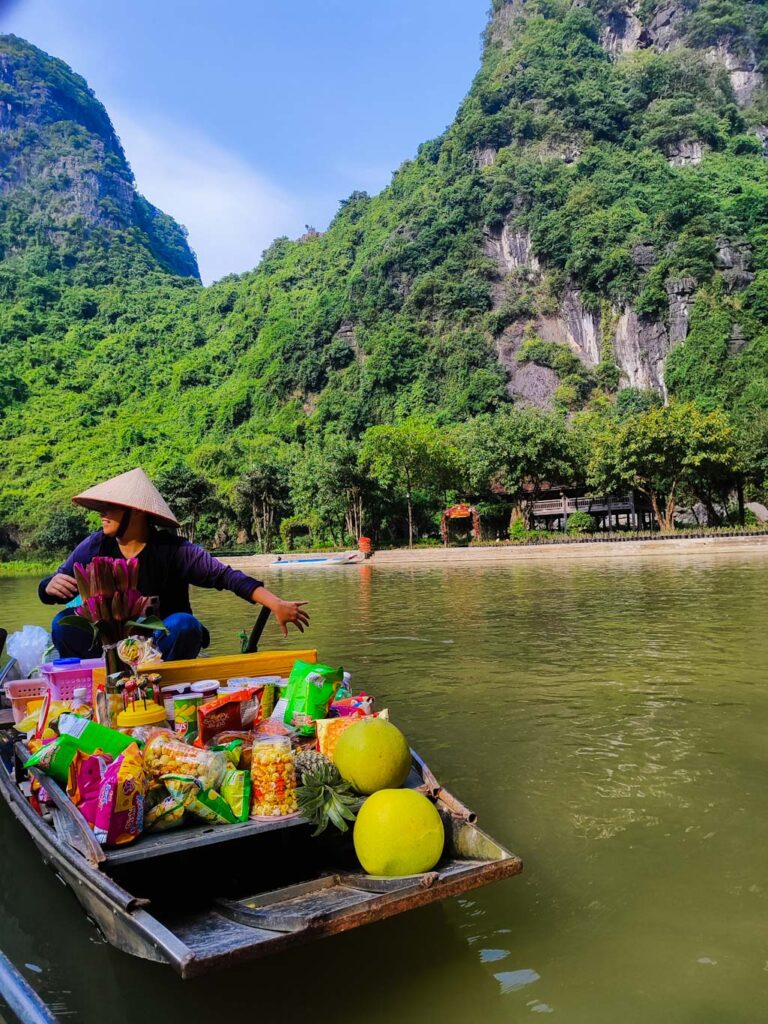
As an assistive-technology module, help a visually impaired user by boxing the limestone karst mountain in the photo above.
[1,1,767,534]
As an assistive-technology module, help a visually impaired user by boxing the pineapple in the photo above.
[296,756,359,836]
[294,749,333,778]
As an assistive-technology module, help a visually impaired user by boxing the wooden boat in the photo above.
[0,647,522,978]
[270,552,360,568]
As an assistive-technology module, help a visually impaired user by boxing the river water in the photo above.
[1,551,767,1023]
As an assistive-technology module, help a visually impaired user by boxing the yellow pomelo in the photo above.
[353,789,445,876]
[332,718,411,794]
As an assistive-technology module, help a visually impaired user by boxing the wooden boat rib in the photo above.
[0,649,522,978]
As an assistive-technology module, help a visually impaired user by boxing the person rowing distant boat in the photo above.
[38,467,309,660]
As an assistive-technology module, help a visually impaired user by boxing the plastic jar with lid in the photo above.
[116,702,169,735]
[250,736,298,818]
[190,680,219,703]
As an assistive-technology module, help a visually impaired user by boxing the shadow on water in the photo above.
[2,552,768,1022]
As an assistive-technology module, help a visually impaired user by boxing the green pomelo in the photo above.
[332,718,411,794]
[353,789,445,876]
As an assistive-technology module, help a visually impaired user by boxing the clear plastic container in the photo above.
[143,731,226,790]
[250,736,298,818]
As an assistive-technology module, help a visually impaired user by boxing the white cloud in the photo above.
[111,111,312,284]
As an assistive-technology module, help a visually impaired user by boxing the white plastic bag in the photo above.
[7,625,50,677]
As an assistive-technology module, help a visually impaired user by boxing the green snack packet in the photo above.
[283,660,343,737]
[145,779,195,832]
[221,767,251,822]
[24,735,80,786]
[211,739,243,768]
[164,774,237,825]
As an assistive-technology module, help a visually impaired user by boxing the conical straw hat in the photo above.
[72,467,179,527]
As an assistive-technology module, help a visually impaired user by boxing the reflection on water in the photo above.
[1,551,768,1023]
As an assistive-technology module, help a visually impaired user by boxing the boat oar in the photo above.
[242,606,272,654]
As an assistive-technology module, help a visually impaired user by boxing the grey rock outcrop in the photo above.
[665,278,697,345]
[707,42,764,107]
[482,224,541,275]
[665,139,703,167]
[613,309,670,393]
[600,5,645,54]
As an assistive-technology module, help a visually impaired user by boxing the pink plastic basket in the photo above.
[40,658,103,700]
[5,678,50,724]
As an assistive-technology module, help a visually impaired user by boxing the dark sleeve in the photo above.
[175,541,263,603]
[38,533,100,605]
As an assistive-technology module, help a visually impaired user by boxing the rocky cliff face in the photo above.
[0,34,199,279]
[480,0,767,405]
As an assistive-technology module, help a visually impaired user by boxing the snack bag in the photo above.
[145,787,193,831]
[93,742,145,846]
[195,688,263,747]
[164,775,237,825]
[221,767,251,822]
[315,717,358,759]
[254,718,296,740]
[25,735,82,786]
[210,739,244,768]
[143,731,226,790]
[282,661,343,737]
[330,693,375,718]
[67,749,112,828]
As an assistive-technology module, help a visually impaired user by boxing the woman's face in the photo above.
[99,506,125,537]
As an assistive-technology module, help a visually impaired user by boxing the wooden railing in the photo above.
[532,494,635,516]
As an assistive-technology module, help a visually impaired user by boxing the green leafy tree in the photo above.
[360,419,459,548]
[458,409,577,525]
[291,434,372,543]
[588,402,737,532]
[36,507,90,556]
[155,463,219,543]
[233,437,294,552]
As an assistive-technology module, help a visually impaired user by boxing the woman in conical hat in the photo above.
[39,467,309,660]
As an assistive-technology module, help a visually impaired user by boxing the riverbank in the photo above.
[3,532,767,579]
[0,560,55,578]
[226,531,768,572]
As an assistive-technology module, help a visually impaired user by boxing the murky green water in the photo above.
[1,552,767,1022]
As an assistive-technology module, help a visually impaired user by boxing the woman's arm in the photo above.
[38,533,100,604]
[177,542,309,635]
[250,585,310,637]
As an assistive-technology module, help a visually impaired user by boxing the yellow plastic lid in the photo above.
[116,702,167,727]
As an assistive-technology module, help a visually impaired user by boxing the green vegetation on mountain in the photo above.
[1,0,768,552]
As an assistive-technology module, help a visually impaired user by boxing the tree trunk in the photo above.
[661,493,677,533]
[648,491,662,532]
[737,479,745,525]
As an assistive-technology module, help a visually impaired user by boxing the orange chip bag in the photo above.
[196,688,263,748]
[315,717,357,759]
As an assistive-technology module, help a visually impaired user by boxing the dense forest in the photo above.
[1,0,768,554]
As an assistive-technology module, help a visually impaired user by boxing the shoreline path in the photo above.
[226,533,768,573]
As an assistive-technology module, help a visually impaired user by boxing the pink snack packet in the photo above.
[93,742,145,846]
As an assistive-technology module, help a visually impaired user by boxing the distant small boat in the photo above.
[271,552,361,568]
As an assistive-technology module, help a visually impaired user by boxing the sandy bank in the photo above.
[224,533,768,574]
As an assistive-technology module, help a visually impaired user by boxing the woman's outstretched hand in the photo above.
[251,586,310,637]
[273,599,310,637]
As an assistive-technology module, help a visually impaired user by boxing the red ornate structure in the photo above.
[440,504,481,545]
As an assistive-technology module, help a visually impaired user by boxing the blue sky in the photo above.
[1,0,488,282]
